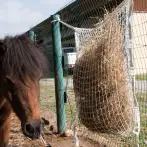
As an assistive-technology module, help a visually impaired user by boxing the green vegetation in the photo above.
[136,93,147,146]
[39,84,147,146]
[39,85,76,128]
[136,74,147,80]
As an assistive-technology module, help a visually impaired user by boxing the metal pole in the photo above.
[51,14,66,134]
[29,30,35,41]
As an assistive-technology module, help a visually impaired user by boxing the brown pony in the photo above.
[0,35,47,147]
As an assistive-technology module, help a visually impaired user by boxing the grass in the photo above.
[136,74,147,80]
[39,84,147,146]
[39,84,76,128]
[136,92,147,146]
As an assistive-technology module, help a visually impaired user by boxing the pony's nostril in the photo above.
[36,126,41,133]
[40,122,44,133]
[24,121,43,139]
[25,123,35,135]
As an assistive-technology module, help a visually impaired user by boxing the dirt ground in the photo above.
[7,84,128,147]
[8,84,108,147]
[9,112,101,147]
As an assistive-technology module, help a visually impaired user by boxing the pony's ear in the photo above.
[0,41,7,55]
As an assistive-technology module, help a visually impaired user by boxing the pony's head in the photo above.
[0,35,47,139]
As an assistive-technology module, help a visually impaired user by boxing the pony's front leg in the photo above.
[0,101,12,147]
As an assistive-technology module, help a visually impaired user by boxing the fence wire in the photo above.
[23,0,147,146]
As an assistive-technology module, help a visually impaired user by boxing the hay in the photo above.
[73,13,133,135]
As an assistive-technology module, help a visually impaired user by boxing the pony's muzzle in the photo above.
[23,120,44,139]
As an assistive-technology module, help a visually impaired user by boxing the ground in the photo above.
[9,113,100,147]
[9,83,100,146]
[8,80,147,147]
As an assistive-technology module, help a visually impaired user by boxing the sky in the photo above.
[0,0,72,38]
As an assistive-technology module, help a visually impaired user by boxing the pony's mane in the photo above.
[1,35,47,83]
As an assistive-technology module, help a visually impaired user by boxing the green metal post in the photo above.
[51,14,66,134]
[29,30,35,41]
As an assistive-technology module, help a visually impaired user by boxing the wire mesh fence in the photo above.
[23,0,147,146]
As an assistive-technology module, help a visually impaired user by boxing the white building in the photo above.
[133,0,147,74]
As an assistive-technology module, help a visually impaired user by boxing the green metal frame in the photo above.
[51,14,66,134]
[29,30,35,41]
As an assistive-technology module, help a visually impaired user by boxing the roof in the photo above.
[24,0,124,72]
[133,0,147,12]
[25,0,123,34]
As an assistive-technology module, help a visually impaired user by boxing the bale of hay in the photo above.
[73,14,133,135]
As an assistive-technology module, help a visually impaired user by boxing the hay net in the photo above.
[73,0,140,137]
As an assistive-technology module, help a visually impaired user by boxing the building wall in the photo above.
[132,13,147,74]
